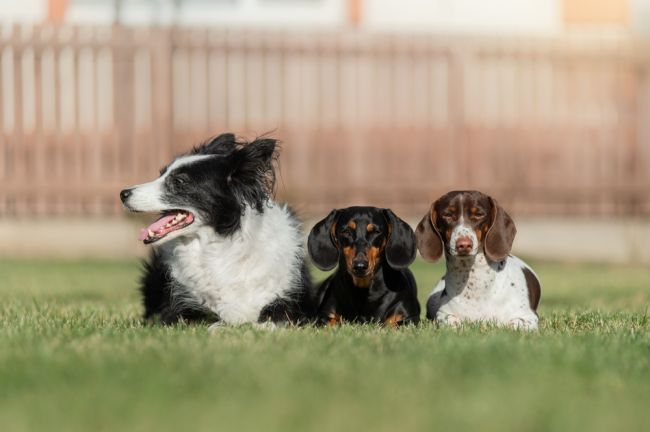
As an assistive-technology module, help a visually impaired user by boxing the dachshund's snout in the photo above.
[352,258,369,275]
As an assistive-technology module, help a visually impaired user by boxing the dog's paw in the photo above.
[253,321,278,331]
[438,314,462,327]
[507,318,538,331]
[207,322,226,333]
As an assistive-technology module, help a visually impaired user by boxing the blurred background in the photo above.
[0,0,649,263]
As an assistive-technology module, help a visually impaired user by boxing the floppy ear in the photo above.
[382,209,417,269]
[415,204,444,262]
[308,210,340,271]
[484,197,516,262]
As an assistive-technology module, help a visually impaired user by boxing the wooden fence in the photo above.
[0,24,649,218]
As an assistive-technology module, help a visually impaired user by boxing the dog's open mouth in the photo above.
[138,210,194,244]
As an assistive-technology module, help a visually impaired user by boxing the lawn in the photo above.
[0,258,648,432]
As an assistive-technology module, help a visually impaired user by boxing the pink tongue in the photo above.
[138,214,178,241]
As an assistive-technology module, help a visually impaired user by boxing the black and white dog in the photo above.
[120,134,313,327]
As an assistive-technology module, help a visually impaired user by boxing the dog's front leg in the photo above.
[207,321,226,332]
[507,315,539,331]
[436,312,462,327]
[253,321,279,331]
[208,321,280,332]
[326,312,342,326]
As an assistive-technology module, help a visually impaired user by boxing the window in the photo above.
[564,0,629,25]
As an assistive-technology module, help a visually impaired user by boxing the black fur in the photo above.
[317,266,420,325]
[307,209,340,271]
[308,207,420,326]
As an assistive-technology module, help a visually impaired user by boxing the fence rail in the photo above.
[0,24,649,218]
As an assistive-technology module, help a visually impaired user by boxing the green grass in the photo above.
[0,258,649,432]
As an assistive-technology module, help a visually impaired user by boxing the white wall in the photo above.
[362,0,562,34]
[176,0,345,28]
[631,0,650,34]
[0,0,47,24]
[67,0,347,28]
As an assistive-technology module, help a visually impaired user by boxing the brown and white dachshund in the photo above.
[416,191,541,330]
[308,207,420,327]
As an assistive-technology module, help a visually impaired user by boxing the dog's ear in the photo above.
[308,210,340,271]
[382,209,417,269]
[228,138,279,211]
[415,203,444,262]
[235,138,277,166]
[231,137,277,182]
[484,197,516,262]
[194,133,237,155]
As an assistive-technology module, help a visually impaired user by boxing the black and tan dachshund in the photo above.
[308,207,420,327]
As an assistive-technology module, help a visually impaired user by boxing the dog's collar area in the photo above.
[351,274,373,288]
[139,210,195,244]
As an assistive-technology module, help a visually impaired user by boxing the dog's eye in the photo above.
[442,212,456,220]
[339,231,353,242]
[471,211,486,220]
[170,175,188,186]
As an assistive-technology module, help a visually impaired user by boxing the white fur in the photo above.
[156,202,305,325]
[429,253,539,331]
[448,216,479,256]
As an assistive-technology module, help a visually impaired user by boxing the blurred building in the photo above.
[0,0,648,34]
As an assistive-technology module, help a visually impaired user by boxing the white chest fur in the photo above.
[157,203,304,325]
[430,253,538,330]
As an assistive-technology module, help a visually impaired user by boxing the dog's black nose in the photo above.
[120,189,132,203]
[352,261,369,272]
